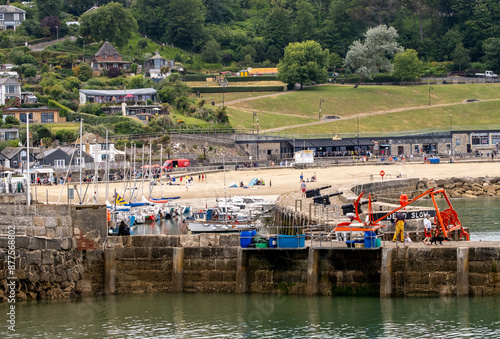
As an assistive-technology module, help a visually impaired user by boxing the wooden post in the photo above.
[456,247,469,296]
[104,249,116,295]
[236,248,248,293]
[306,248,320,295]
[380,247,393,297]
[172,247,184,292]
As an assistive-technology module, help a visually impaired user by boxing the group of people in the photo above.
[392,212,445,245]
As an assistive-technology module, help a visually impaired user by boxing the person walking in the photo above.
[392,212,406,242]
[300,181,306,197]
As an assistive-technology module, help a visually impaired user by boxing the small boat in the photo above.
[186,208,257,234]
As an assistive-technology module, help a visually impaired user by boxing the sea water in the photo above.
[3,293,500,338]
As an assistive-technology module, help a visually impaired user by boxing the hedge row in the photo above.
[226,76,278,82]
[190,86,284,93]
[181,75,210,81]
[48,100,74,117]
[66,111,136,126]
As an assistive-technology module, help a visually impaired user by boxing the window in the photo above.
[102,54,107,59]
[101,154,108,161]
[55,159,65,168]
[0,14,4,20]
[100,143,109,150]
[456,139,461,146]
[113,63,118,68]
[113,54,118,58]
[14,14,19,21]
[19,113,33,123]
[75,158,84,166]
[41,113,54,122]
[6,85,17,94]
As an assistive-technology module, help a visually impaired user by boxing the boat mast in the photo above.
[149,140,152,197]
[105,130,109,203]
[160,144,163,198]
[26,115,30,205]
[79,118,83,204]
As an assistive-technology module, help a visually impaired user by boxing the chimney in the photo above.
[7,1,10,6]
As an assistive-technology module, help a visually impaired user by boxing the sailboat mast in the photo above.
[79,118,83,204]
[26,115,30,205]
[105,130,109,202]
[160,144,163,198]
[149,140,152,197]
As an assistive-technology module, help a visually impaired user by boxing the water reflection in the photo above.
[5,294,500,338]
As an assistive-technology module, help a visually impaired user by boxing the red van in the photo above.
[163,159,190,171]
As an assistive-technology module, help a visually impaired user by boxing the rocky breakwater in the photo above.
[417,176,500,198]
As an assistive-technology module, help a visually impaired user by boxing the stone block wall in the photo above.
[247,249,309,294]
[388,247,500,297]
[0,236,92,302]
[0,204,107,249]
[318,248,381,296]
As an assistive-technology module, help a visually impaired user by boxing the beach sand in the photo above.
[31,161,499,208]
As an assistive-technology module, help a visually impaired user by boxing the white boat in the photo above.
[186,208,258,234]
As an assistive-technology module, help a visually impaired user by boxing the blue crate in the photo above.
[277,234,306,248]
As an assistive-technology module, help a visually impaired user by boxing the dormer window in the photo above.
[113,54,118,58]
[102,54,107,59]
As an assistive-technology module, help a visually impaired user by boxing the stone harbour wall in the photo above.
[417,176,500,198]
[2,234,500,302]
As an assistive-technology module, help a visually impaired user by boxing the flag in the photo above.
[115,193,126,205]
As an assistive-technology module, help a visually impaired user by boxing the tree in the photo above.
[277,40,329,89]
[451,43,470,71]
[483,38,500,72]
[264,7,291,55]
[5,116,20,125]
[158,79,191,104]
[201,39,221,63]
[344,25,403,88]
[35,0,63,19]
[79,2,138,47]
[73,62,93,81]
[40,16,61,37]
[393,49,422,82]
[167,0,206,51]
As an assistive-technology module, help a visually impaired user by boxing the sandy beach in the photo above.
[30,161,500,207]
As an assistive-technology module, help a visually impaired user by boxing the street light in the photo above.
[450,110,453,156]
[256,117,259,160]
[319,98,324,120]
[55,26,59,42]
[428,86,433,105]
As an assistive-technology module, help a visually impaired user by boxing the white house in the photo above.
[0,77,21,105]
[0,1,26,30]
[77,133,124,163]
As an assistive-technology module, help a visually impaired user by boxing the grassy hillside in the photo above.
[225,84,500,136]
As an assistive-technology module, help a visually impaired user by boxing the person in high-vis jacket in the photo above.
[392,212,406,242]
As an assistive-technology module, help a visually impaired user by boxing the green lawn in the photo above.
[226,84,500,135]
[193,92,278,105]
[229,84,500,119]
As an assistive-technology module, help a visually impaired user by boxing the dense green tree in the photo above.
[127,75,153,89]
[345,25,403,88]
[483,38,500,72]
[73,62,93,81]
[55,129,77,144]
[158,78,191,104]
[167,0,206,50]
[393,49,422,81]
[201,39,221,63]
[277,40,329,89]
[204,0,242,24]
[5,116,20,125]
[35,0,63,18]
[31,125,54,147]
[451,43,470,71]
[131,0,171,43]
[63,0,126,16]
[79,2,138,47]
[264,7,291,56]
[293,0,315,42]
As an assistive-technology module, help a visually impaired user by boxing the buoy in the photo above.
[399,194,409,208]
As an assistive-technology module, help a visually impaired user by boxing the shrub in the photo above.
[5,116,20,125]
[107,67,121,78]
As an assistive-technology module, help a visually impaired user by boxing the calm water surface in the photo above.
[3,293,500,338]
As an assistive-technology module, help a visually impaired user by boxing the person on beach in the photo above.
[301,181,306,197]
[300,172,303,182]
[404,234,412,242]
[392,212,406,242]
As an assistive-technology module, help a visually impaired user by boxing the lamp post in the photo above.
[428,86,433,105]
[83,40,85,62]
[319,98,324,120]
[55,26,58,42]
[450,110,453,156]
[256,117,259,160]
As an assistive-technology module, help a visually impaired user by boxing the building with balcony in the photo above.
[0,77,21,104]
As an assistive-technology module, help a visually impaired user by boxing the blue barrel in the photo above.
[269,236,277,248]
[240,230,255,248]
[364,231,377,248]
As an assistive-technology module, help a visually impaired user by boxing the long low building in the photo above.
[79,88,158,105]
[1,107,64,123]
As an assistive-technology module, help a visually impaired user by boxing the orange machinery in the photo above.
[334,188,469,241]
